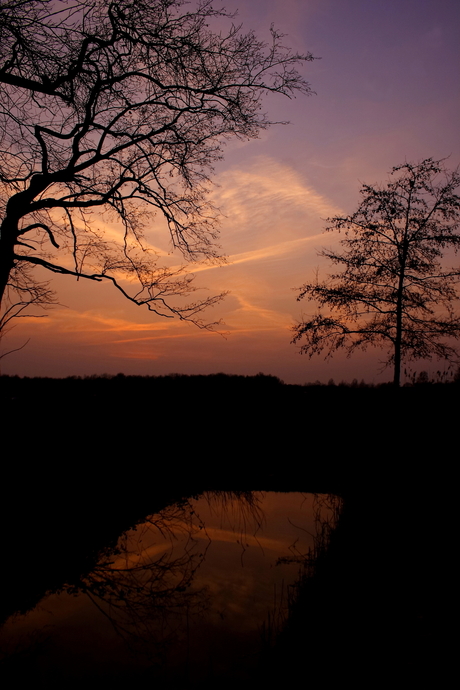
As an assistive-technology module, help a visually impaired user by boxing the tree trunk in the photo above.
[393,269,404,387]
[0,216,18,306]
[394,240,409,388]
[393,340,401,387]
[0,177,50,307]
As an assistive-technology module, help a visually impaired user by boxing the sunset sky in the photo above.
[2,0,460,384]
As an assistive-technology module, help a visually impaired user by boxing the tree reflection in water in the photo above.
[68,491,264,666]
[78,499,209,659]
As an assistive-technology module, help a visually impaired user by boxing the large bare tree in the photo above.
[0,0,314,338]
[292,158,460,386]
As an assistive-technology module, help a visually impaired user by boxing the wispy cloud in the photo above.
[226,294,291,330]
[46,309,175,334]
[228,234,324,266]
[188,157,341,273]
[213,157,343,231]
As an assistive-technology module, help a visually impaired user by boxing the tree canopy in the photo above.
[0,0,314,339]
[292,158,460,386]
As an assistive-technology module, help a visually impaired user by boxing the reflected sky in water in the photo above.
[0,492,339,682]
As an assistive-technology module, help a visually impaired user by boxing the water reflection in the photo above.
[0,492,339,682]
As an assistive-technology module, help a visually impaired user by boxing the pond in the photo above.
[0,491,340,683]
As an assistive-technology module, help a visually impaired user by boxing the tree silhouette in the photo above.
[292,158,460,386]
[0,0,314,335]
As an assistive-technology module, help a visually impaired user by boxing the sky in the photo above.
[2,0,460,383]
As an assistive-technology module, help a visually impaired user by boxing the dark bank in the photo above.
[1,373,456,684]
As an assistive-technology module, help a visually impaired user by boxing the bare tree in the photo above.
[0,265,55,361]
[0,0,314,339]
[292,158,460,386]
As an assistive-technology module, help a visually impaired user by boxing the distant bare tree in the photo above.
[293,158,460,386]
[0,0,314,339]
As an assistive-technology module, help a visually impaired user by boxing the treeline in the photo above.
[2,367,460,397]
[303,367,460,387]
[1,371,286,402]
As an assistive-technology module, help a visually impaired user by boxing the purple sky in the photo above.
[3,0,460,383]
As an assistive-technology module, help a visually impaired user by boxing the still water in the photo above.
[0,492,339,682]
